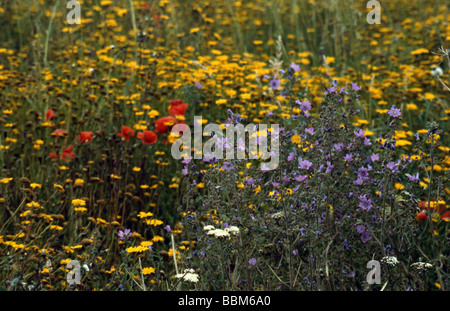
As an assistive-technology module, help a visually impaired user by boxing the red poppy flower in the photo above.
[169,104,188,116]
[416,201,449,222]
[154,116,177,134]
[415,210,428,221]
[51,129,68,138]
[137,130,158,145]
[78,131,94,143]
[117,126,134,141]
[49,145,75,161]
[168,99,188,116]
[169,99,183,106]
[61,145,76,161]
[418,201,446,214]
[46,109,55,121]
[441,211,450,221]
[48,152,58,160]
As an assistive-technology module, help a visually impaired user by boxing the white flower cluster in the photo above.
[207,229,230,238]
[431,66,444,76]
[203,225,240,238]
[381,256,399,266]
[225,226,240,235]
[203,225,215,231]
[411,262,433,270]
[271,212,284,220]
[175,269,199,283]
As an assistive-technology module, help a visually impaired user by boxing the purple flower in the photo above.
[358,167,370,179]
[181,165,189,175]
[387,105,401,118]
[118,229,131,240]
[222,161,234,172]
[194,81,204,89]
[246,177,255,186]
[344,153,353,162]
[294,175,308,182]
[287,151,295,162]
[354,177,364,186]
[358,194,373,210]
[325,86,337,94]
[249,258,258,266]
[405,172,420,183]
[339,87,348,95]
[297,100,312,112]
[356,224,365,233]
[290,62,300,72]
[363,137,372,146]
[298,159,313,170]
[361,231,372,243]
[326,161,334,173]
[387,161,398,172]
[343,239,351,251]
[333,143,344,152]
[343,270,355,277]
[370,153,380,162]
[164,225,171,232]
[354,129,365,138]
[181,157,192,164]
[305,127,316,136]
[270,78,281,90]
[324,80,338,94]
[351,82,361,91]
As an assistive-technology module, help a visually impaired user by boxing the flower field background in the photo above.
[0,0,448,291]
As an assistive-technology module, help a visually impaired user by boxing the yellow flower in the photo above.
[423,93,436,100]
[394,183,404,190]
[151,236,164,243]
[147,110,160,118]
[72,199,86,207]
[138,211,154,218]
[142,267,155,275]
[54,184,65,192]
[146,219,163,226]
[30,183,42,189]
[406,103,418,110]
[0,178,13,184]
[26,201,41,209]
[216,99,227,105]
[410,48,429,55]
[291,135,301,144]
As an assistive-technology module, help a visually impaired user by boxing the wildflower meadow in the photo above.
[0,0,448,294]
